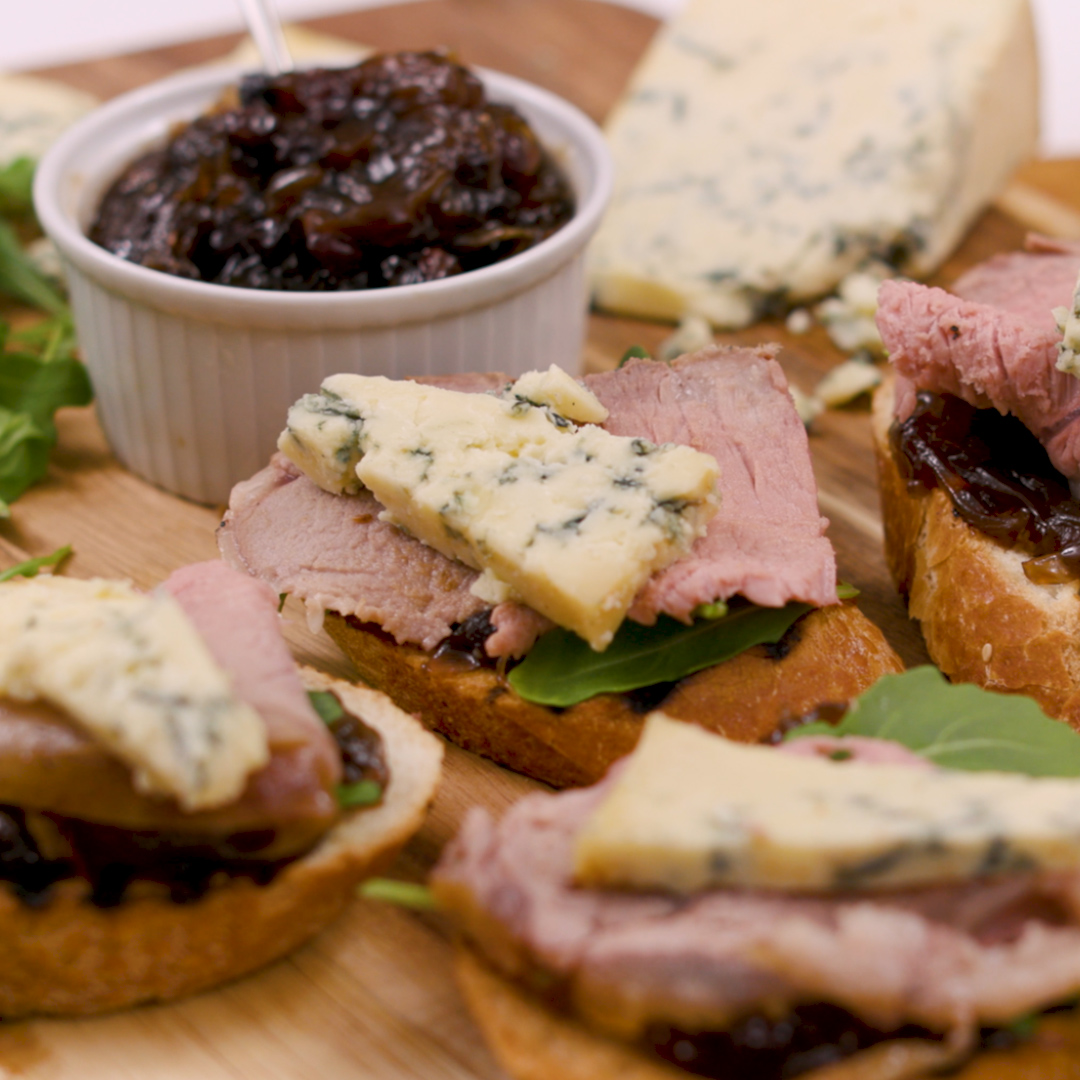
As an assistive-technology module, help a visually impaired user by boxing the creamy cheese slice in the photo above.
[0,577,269,811]
[574,714,1080,893]
[589,0,1038,327]
[278,370,719,650]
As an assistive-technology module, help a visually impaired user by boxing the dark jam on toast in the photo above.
[892,390,1080,584]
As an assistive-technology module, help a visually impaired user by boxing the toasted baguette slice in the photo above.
[873,376,1080,726]
[0,669,442,1018]
[325,603,903,789]
[453,945,963,1080]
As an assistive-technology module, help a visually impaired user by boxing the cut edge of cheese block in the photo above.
[588,0,1040,328]
[907,0,1039,277]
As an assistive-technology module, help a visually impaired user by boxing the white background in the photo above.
[4,0,1078,157]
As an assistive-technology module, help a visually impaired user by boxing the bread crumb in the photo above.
[982,643,993,662]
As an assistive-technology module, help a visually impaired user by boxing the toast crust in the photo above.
[325,603,904,788]
[873,376,1080,726]
[452,945,961,1080]
[0,670,442,1017]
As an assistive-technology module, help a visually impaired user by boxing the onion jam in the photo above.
[649,1008,941,1078]
[523,964,1023,1078]
[892,390,1080,584]
[648,1010,1026,1079]
[90,52,574,291]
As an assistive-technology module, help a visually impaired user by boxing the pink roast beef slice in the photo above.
[221,455,548,658]
[487,603,554,660]
[950,248,1080,332]
[435,770,1080,1044]
[162,560,342,833]
[163,561,339,777]
[777,734,932,768]
[219,453,491,653]
[587,348,837,620]
[877,279,1080,481]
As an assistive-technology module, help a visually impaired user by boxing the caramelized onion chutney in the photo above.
[892,391,1080,584]
[89,52,575,291]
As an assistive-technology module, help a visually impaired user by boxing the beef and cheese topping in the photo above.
[574,714,1080,893]
[278,369,720,650]
[0,577,269,812]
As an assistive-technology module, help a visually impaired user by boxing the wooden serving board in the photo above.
[5,2,1080,1076]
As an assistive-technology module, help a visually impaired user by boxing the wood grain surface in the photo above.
[4,2,1080,1076]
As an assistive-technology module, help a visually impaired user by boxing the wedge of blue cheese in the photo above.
[278,369,720,650]
[0,577,269,812]
[589,0,1038,327]
[0,74,97,165]
[574,714,1080,893]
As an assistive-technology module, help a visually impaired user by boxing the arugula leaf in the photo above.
[1,324,92,436]
[0,544,72,582]
[0,314,92,507]
[509,600,812,707]
[0,219,66,315]
[692,600,728,620]
[618,344,651,367]
[0,157,35,218]
[337,779,383,808]
[357,879,437,910]
[0,156,93,514]
[786,666,1080,776]
[10,311,78,362]
[307,689,345,725]
[0,407,51,504]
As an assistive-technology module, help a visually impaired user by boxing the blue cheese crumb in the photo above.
[1054,269,1080,377]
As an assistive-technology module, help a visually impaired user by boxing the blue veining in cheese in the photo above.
[278,370,720,650]
[589,0,1038,328]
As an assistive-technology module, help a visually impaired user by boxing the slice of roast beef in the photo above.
[877,278,1080,481]
[220,350,837,655]
[433,763,1080,1046]
[586,349,837,618]
[163,561,339,781]
[950,247,1080,331]
[220,453,492,652]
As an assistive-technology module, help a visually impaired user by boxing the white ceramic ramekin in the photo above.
[34,63,612,505]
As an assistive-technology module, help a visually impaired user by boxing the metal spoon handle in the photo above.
[235,0,293,75]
